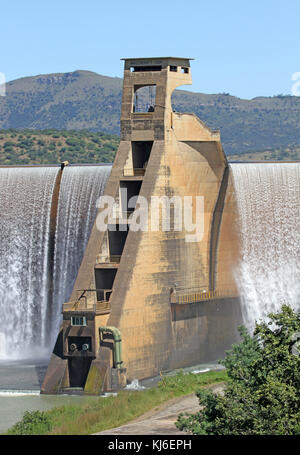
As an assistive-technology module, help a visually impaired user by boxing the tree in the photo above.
[176,305,300,435]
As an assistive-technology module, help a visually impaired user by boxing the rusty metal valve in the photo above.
[70,343,77,351]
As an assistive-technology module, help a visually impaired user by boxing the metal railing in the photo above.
[63,289,112,313]
[171,288,237,305]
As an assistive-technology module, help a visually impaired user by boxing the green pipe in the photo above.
[99,326,123,368]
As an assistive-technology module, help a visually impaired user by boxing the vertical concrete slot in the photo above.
[120,180,142,212]
[95,268,118,302]
[108,224,128,260]
[209,165,229,291]
[132,141,153,173]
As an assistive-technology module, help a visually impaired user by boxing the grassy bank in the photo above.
[5,370,227,435]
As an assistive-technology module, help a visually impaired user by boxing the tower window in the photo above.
[133,85,156,113]
[170,66,177,72]
[131,66,161,72]
[71,316,87,326]
[181,67,189,74]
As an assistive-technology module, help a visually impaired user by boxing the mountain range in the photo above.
[1,70,300,155]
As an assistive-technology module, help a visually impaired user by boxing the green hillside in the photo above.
[1,70,300,155]
[228,144,300,161]
[0,129,299,165]
[0,129,119,165]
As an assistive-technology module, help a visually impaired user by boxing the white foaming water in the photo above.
[191,368,210,374]
[0,390,40,397]
[0,165,111,360]
[125,379,146,390]
[0,167,59,359]
[52,166,110,341]
[231,163,300,332]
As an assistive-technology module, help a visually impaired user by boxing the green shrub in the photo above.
[7,411,52,435]
[176,305,300,435]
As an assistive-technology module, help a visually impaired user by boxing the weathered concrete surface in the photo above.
[42,57,242,394]
[93,383,224,435]
[215,170,240,292]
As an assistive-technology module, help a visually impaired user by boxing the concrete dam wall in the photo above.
[41,58,300,394]
[0,165,110,360]
[1,57,299,394]
[39,58,243,393]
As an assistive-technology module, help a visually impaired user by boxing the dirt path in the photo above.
[93,383,224,435]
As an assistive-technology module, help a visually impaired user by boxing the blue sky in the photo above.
[1,0,299,99]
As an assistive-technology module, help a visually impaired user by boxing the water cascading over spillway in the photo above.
[0,167,59,359]
[231,163,300,331]
[0,165,111,360]
[52,165,110,342]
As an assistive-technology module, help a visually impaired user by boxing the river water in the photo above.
[0,358,99,433]
[0,165,111,433]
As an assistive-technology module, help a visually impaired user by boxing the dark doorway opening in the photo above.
[132,141,153,170]
[108,225,128,258]
[95,268,117,301]
[120,180,142,213]
[68,358,92,388]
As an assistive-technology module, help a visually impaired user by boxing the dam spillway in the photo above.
[0,165,111,360]
[1,57,299,394]
[42,57,243,393]
[1,162,297,364]
[0,167,59,359]
[42,57,300,394]
[52,166,111,346]
[230,162,300,331]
